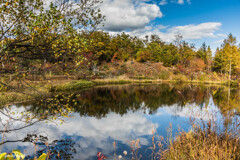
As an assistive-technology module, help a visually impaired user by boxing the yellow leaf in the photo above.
[38,153,47,160]
[12,150,25,160]
[0,153,7,160]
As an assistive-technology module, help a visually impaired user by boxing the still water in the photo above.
[0,84,239,159]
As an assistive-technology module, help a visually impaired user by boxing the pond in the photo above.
[0,84,239,159]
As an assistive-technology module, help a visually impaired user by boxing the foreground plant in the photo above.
[97,152,107,160]
[162,120,240,160]
[98,112,240,160]
[0,150,47,160]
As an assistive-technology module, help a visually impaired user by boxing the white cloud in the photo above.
[159,0,168,5]
[156,24,168,30]
[177,0,184,5]
[160,103,221,121]
[216,33,227,38]
[160,0,191,5]
[213,39,224,44]
[100,0,163,31]
[109,22,222,43]
[168,22,222,39]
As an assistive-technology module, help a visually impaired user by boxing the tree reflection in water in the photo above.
[0,83,239,159]
[20,84,215,117]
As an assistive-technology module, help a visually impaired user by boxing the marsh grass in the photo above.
[111,113,240,160]
[162,120,240,160]
[129,139,142,160]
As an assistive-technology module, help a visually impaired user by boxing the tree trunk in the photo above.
[229,59,231,81]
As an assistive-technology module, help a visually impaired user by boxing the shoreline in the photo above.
[0,77,238,107]
[50,78,232,92]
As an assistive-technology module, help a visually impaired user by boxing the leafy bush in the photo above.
[173,74,188,82]
[158,71,170,80]
[189,58,206,73]
[230,80,239,87]
[135,50,151,62]
[200,72,207,81]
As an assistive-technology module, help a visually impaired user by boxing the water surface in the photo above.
[0,84,239,159]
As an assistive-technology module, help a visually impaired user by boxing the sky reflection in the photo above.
[0,84,239,159]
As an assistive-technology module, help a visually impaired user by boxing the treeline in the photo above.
[81,31,240,78]
[0,0,240,81]
[82,31,211,67]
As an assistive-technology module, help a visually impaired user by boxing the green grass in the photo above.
[49,80,94,92]
[93,79,132,85]
[92,78,165,85]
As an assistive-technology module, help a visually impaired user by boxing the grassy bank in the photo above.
[0,74,238,107]
[50,77,229,92]
[49,80,94,92]
[92,77,233,86]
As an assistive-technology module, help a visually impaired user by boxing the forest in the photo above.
[0,0,240,90]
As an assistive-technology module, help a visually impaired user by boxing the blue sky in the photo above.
[99,0,240,51]
[158,0,240,49]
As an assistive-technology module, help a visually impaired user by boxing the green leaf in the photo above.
[0,153,7,160]
[12,150,25,160]
[6,154,13,160]
[38,153,47,160]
